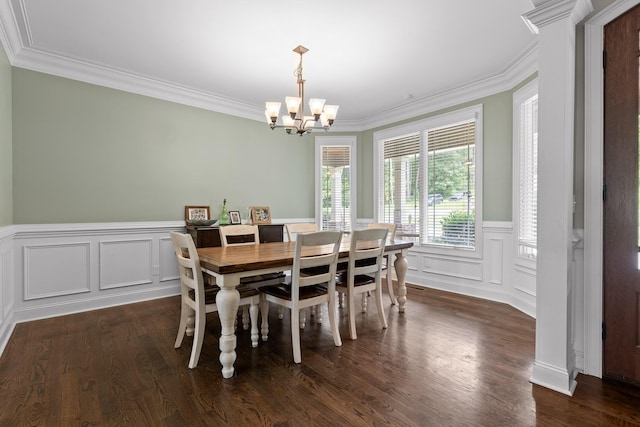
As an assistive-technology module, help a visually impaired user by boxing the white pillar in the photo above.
[522,0,592,396]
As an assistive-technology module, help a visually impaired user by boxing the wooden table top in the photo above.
[197,239,413,275]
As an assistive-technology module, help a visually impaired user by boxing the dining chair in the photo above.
[259,230,343,363]
[170,231,260,369]
[219,224,260,246]
[368,222,398,305]
[219,224,286,327]
[285,222,318,241]
[336,227,388,340]
[285,222,323,324]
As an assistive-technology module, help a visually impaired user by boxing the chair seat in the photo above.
[336,272,376,287]
[260,282,329,301]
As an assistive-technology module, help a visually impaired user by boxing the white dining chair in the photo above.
[285,222,318,241]
[336,227,388,340]
[259,230,343,363]
[170,231,260,369]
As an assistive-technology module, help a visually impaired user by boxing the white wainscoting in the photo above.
[400,221,529,312]
[0,221,589,375]
[10,222,183,326]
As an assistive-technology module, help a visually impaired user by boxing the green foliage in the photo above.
[428,148,472,198]
[439,210,475,246]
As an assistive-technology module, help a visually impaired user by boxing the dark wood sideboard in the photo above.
[186,224,284,248]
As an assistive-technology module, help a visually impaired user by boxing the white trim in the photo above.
[584,0,640,379]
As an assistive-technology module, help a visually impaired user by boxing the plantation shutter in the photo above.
[321,145,351,231]
[425,120,476,247]
[381,133,421,238]
[518,94,538,257]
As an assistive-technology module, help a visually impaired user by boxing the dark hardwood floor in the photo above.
[1,285,639,426]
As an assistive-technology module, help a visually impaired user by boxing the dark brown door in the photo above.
[603,4,640,385]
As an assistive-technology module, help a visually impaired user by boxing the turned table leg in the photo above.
[394,251,409,313]
[215,277,240,379]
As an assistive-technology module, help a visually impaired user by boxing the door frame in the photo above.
[585,0,640,379]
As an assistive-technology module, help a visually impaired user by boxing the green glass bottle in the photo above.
[218,198,230,225]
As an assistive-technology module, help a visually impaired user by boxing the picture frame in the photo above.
[229,210,242,225]
[250,206,271,224]
[185,205,210,224]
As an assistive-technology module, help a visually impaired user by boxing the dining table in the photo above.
[197,236,414,378]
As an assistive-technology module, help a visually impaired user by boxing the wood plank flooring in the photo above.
[1,285,639,426]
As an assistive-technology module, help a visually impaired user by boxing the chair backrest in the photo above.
[368,222,396,240]
[285,223,318,241]
[170,231,205,300]
[219,224,260,246]
[348,228,388,277]
[292,231,342,291]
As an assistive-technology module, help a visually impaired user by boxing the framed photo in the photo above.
[251,206,271,224]
[185,205,210,224]
[229,210,241,225]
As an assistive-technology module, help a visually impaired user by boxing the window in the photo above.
[374,105,482,251]
[513,79,538,260]
[315,136,356,231]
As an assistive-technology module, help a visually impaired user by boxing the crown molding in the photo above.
[0,0,539,133]
[522,0,593,34]
[357,41,538,131]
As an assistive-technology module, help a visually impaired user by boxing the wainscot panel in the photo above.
[99,239,153,290]
[24,242,91,299]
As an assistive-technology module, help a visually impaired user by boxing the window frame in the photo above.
[512,78,538,268]
[315,136,357,231]
[373,104,483,258]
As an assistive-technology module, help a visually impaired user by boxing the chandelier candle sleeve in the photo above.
[265,45,339,136]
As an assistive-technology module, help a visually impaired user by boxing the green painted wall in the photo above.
[12,69,317,223]
[0,42,11,226]
[11,67,533,224]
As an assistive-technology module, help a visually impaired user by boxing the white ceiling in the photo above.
[0,0,537,130]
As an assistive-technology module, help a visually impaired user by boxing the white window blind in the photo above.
[517,94,538,258]
[381,134,421,238]
[425,121,476,247]
[321,145,351,231]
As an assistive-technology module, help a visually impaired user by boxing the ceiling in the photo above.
[0,0,537,130]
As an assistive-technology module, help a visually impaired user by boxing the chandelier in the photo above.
[265,45,339,136]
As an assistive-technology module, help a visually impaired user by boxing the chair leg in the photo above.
[316,304,323,324]
[386,255,397,305]
[299,309,306,329]
[242,306,250,330]
[328,294,342,347]
[277,306,284,319]
[260,298,270,341]
[375,283,388,330]
[188,308,207,369]
[174,300,190,348]
[347,289,357,340]
[361,293,368,313]
[249,302,259,347]
[292,308,302,363]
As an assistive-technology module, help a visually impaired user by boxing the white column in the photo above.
[522,0,592,396]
